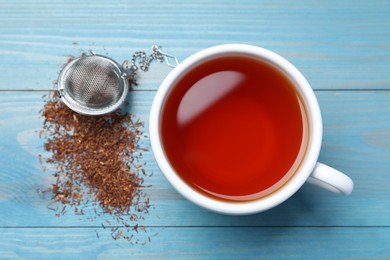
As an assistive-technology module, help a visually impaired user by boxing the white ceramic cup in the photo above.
[150,44,353,215]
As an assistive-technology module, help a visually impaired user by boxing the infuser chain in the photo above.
[124,45,178,75]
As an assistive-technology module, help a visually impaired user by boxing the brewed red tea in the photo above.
[161,56,309,201]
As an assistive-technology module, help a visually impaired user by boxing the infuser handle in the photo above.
[307,162,353,195]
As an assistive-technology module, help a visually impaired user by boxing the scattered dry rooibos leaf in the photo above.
[39,56,151,243]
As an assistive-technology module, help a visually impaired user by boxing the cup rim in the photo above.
[149,44,322,215]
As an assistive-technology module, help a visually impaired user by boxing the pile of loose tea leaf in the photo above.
[39,61,151,243]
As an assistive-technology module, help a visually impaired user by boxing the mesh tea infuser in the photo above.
[57,45,178,116]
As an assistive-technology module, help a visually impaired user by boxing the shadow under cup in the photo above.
[158,53,310,201]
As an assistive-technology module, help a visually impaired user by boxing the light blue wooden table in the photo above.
[1,0,389,258]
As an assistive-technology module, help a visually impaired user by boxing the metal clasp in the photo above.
[152,45,179,68]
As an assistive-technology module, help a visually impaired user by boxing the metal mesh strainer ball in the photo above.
[58,54,128,116]
[57,46,178,116]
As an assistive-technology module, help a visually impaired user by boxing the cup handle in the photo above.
[306,162,353,195]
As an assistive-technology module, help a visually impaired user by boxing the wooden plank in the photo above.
[0,90,389,227]
[0,0,388,258]
[0,0,389,90]
[0,227,389,258]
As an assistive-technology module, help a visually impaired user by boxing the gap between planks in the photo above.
[0,89,390,92]
[1,226,390,229]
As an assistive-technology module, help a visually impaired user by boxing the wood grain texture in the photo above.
[0,0,389,90]
[0,91,389,228]
[0,227,389,259]
[1,0,390,258]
